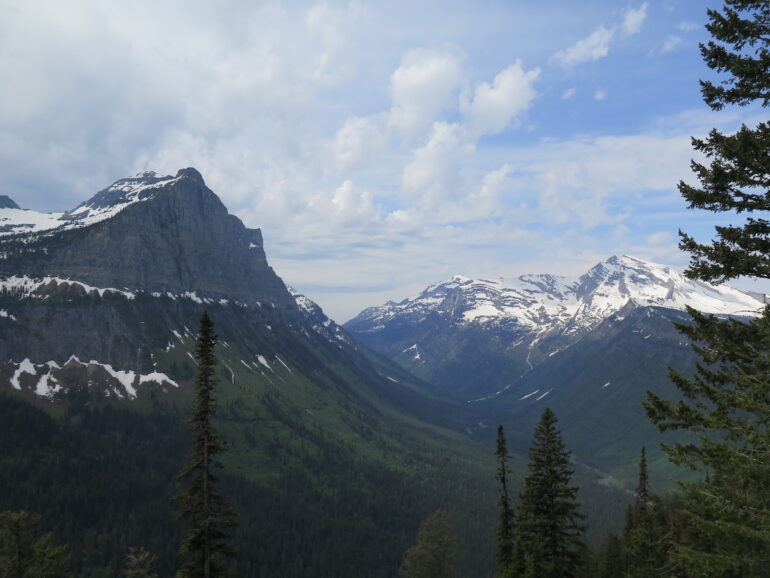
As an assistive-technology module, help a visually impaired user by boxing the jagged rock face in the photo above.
[0,168,293,307]
[0,168,355,399]
[345,255,765,398]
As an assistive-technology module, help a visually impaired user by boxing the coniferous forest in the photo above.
[2,1,770,577]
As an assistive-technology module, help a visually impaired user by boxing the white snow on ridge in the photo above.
[353,255,765,338]
[288,287,312,311]
[7,357,178,399]
[35,372,60,397]
[0,309,17,321]
[0,172,181,238]
[10,358,36,389]
[0,275,137,300]
[0,208,65,236]
[0,275,246,306]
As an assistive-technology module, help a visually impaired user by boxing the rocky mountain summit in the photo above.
[0,168,291,305]
[0,169,355,400]
[350,255,762,336]
[345,255,764,398]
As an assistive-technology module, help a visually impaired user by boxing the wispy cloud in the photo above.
[622,2,648,35]
[661,35,683,53]
[552,3,647,67]
[553,26,614,66]
[677,21,699,32]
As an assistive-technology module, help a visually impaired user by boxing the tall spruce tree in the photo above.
[623,448,669,578]
[495,425,515,577]
[176,312,237,578]
[513,408,585,578]
[644,2,770,575]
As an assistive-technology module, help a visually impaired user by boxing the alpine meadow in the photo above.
[1,1,769,577]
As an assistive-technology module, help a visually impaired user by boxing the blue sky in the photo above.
[1,0,764,321]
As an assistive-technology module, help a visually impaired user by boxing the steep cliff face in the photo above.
[0,168,293,307]
[0,169,344,398]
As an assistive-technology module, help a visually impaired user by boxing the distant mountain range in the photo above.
[345,254,763,399]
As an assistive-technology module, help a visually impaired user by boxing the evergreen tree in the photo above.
[176,312,237,578]
[514,408,585,578]
[495,425,514,577]
[644,4,770,575]
[677,0,770,280]
[622,448,669,578]
[646,310,770,576]
[0,511,71,578]
[398,509,458,578]
[124,547,158,578]
[595,533,624,578]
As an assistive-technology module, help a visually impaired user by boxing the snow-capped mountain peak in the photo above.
[60,170,183,226]
[574,254,762,319]
[0,169,194,237]
[348,255,764,338]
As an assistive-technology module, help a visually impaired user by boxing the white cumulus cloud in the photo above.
[330,115,387,174]
[401,122,469,208]
[388,49,462,142]
[461,61,539,138]
[329,180,378,221]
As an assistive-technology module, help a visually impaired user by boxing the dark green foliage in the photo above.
[622,448,669,578]
[176,312,237,577]
[678,1,770,281]
[700,1,770,109]
[645,309,770,575]
[0,385,498,577]
[123,547,158,578]
[398,509,458,578]
[645,4,770,574]
[0,511,72,577]
[513,408,585,578]
[495,425,514,577]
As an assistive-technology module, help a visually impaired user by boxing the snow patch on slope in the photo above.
[0,172,181,237]
[7,357,180,400]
